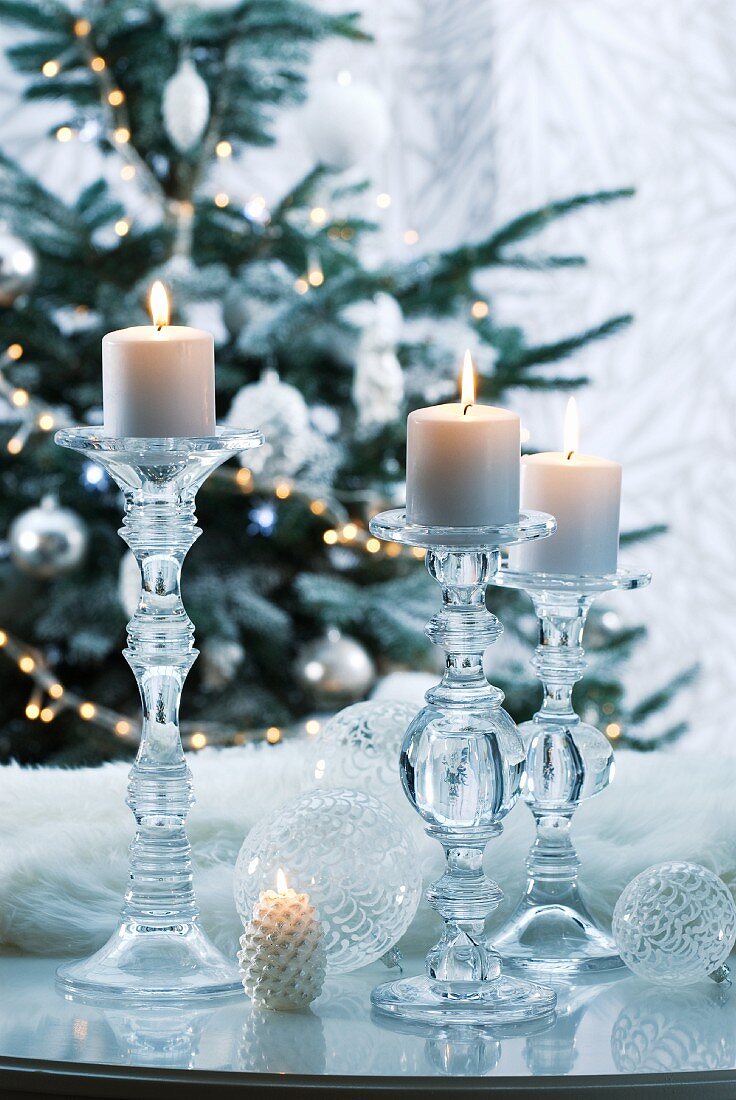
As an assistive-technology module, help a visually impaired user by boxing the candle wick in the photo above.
[566,450,574,461]
[157,324,163,333]
[463,403,472,416]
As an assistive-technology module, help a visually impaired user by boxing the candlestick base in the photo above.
[371,972,556,1026]
[367,510,558,1027]
[489,564,651,975]
[54,427,262,1004]
[57,922,241,1004]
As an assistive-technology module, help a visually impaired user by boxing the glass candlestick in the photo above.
[367,508,557,1025]
[490,565,651,974]
[54,426,262,1002]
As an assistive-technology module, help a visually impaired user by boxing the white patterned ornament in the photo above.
[612,861,736,986]
[9,496,87,578]
[238,873,326,1011]
[162,58,210,153]
[311,700,415,803]
[234,788,422,973]
[226,370,311,477]
[353,343,404,429]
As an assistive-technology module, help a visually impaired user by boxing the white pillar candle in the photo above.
[406,351,520,527]
[102,282,216,438]
[509,398,621,575]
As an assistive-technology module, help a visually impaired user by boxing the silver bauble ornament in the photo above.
[302,80,391,171]
[295,628,375,705]
[0,226,37,305]
[9,495,87,578]
[613,861,736,986]
[162,58,210,153]
[226,369,311,477]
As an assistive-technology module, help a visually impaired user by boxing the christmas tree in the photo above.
[0,0,688,764]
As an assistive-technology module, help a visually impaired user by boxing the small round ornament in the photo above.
[612,861,736,986]
[0,226,37,305]
[302,80,391,171]
[162,57,210,153]
[225,369,311,477]
[311,699,415,801]
[234,787,422,972]
[295,628,375,705]
[9,495,87,578]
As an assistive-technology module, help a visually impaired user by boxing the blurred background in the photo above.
[0,0,721,764]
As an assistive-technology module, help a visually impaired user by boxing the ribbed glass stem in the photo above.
[120,491,200,929]
[531,595,590,726]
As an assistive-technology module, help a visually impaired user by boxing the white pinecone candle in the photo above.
[237,869,326,1012]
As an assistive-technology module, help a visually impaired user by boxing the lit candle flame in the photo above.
[276,868,288,894]
[461,349,475,414]
[149,280,169,330]
[564,396,579,460]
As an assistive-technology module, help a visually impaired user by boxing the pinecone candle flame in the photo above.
[238,868,326,1012]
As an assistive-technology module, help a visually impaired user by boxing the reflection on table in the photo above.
[0,954,733,1079]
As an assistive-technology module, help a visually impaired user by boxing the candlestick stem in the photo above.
[54,427,261,1002]
[490,566,650,974]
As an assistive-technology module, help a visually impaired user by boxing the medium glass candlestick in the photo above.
[367,508,557,1025]
[54,426,262,1002]
[490,565,651,974]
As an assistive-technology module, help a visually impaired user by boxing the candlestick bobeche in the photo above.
[54,426,262,1002]
[367,508,557,1024]
[490,565,651,974]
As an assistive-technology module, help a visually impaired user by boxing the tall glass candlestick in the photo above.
[54,426,262,1002]
[367,508,557,1025]
[490,565,651,974]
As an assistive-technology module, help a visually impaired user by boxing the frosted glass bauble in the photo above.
[310,700,414,802]
[613,861,736,986]
[234,788,422,973]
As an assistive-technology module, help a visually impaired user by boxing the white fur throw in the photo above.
[1,744,733,961]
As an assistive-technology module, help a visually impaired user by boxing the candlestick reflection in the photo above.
[461,349,475,414]
[149,280,169,330]
[564,396,579,460]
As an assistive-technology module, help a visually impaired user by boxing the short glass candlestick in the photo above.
[490,565,651,974]
[367,508,557,1026]
[54,426,262,1002]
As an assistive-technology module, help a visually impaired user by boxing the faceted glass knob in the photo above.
[520,719,613,810]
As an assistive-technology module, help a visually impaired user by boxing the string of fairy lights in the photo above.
[0,20,567,750]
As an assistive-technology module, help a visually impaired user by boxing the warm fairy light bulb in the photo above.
[376,192,391,209]
[403,228,419,245]
[56,127,73,143]
[90,56,106,72]
[113,127,130,144]
[215,140,232,158]
[114,219,129,237]
[74,18,91,36]
[461,349,475,413]
[564,396,579,459]
[6,343,23,360]
[120,165,136,181]
[471,299,489,319]
[107,89,124,106]
[191,731,207,749]
[266,726,281,744]
[79,702,96,720]
[149,281,169,328]
[214,192,229,208]
[11,389,29,407]
[115,719,131,737]
[366,538,381,553]
[19,655,35,673]
[42,60,60,77]
[38,413,55,431]
[49,682,64,699]
[276,868,288,892]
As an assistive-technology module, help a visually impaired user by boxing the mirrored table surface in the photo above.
[0,953,735,1097]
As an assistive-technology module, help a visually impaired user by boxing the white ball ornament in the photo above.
[0,226,37,305]
[612,861,736,986]
[311,700,415,802]
[9,496,87,578]
[234,788,422,973]
[353,343,404,429]
[302,80,391,171]
[162,58,210,153]
[226,369,311,478]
